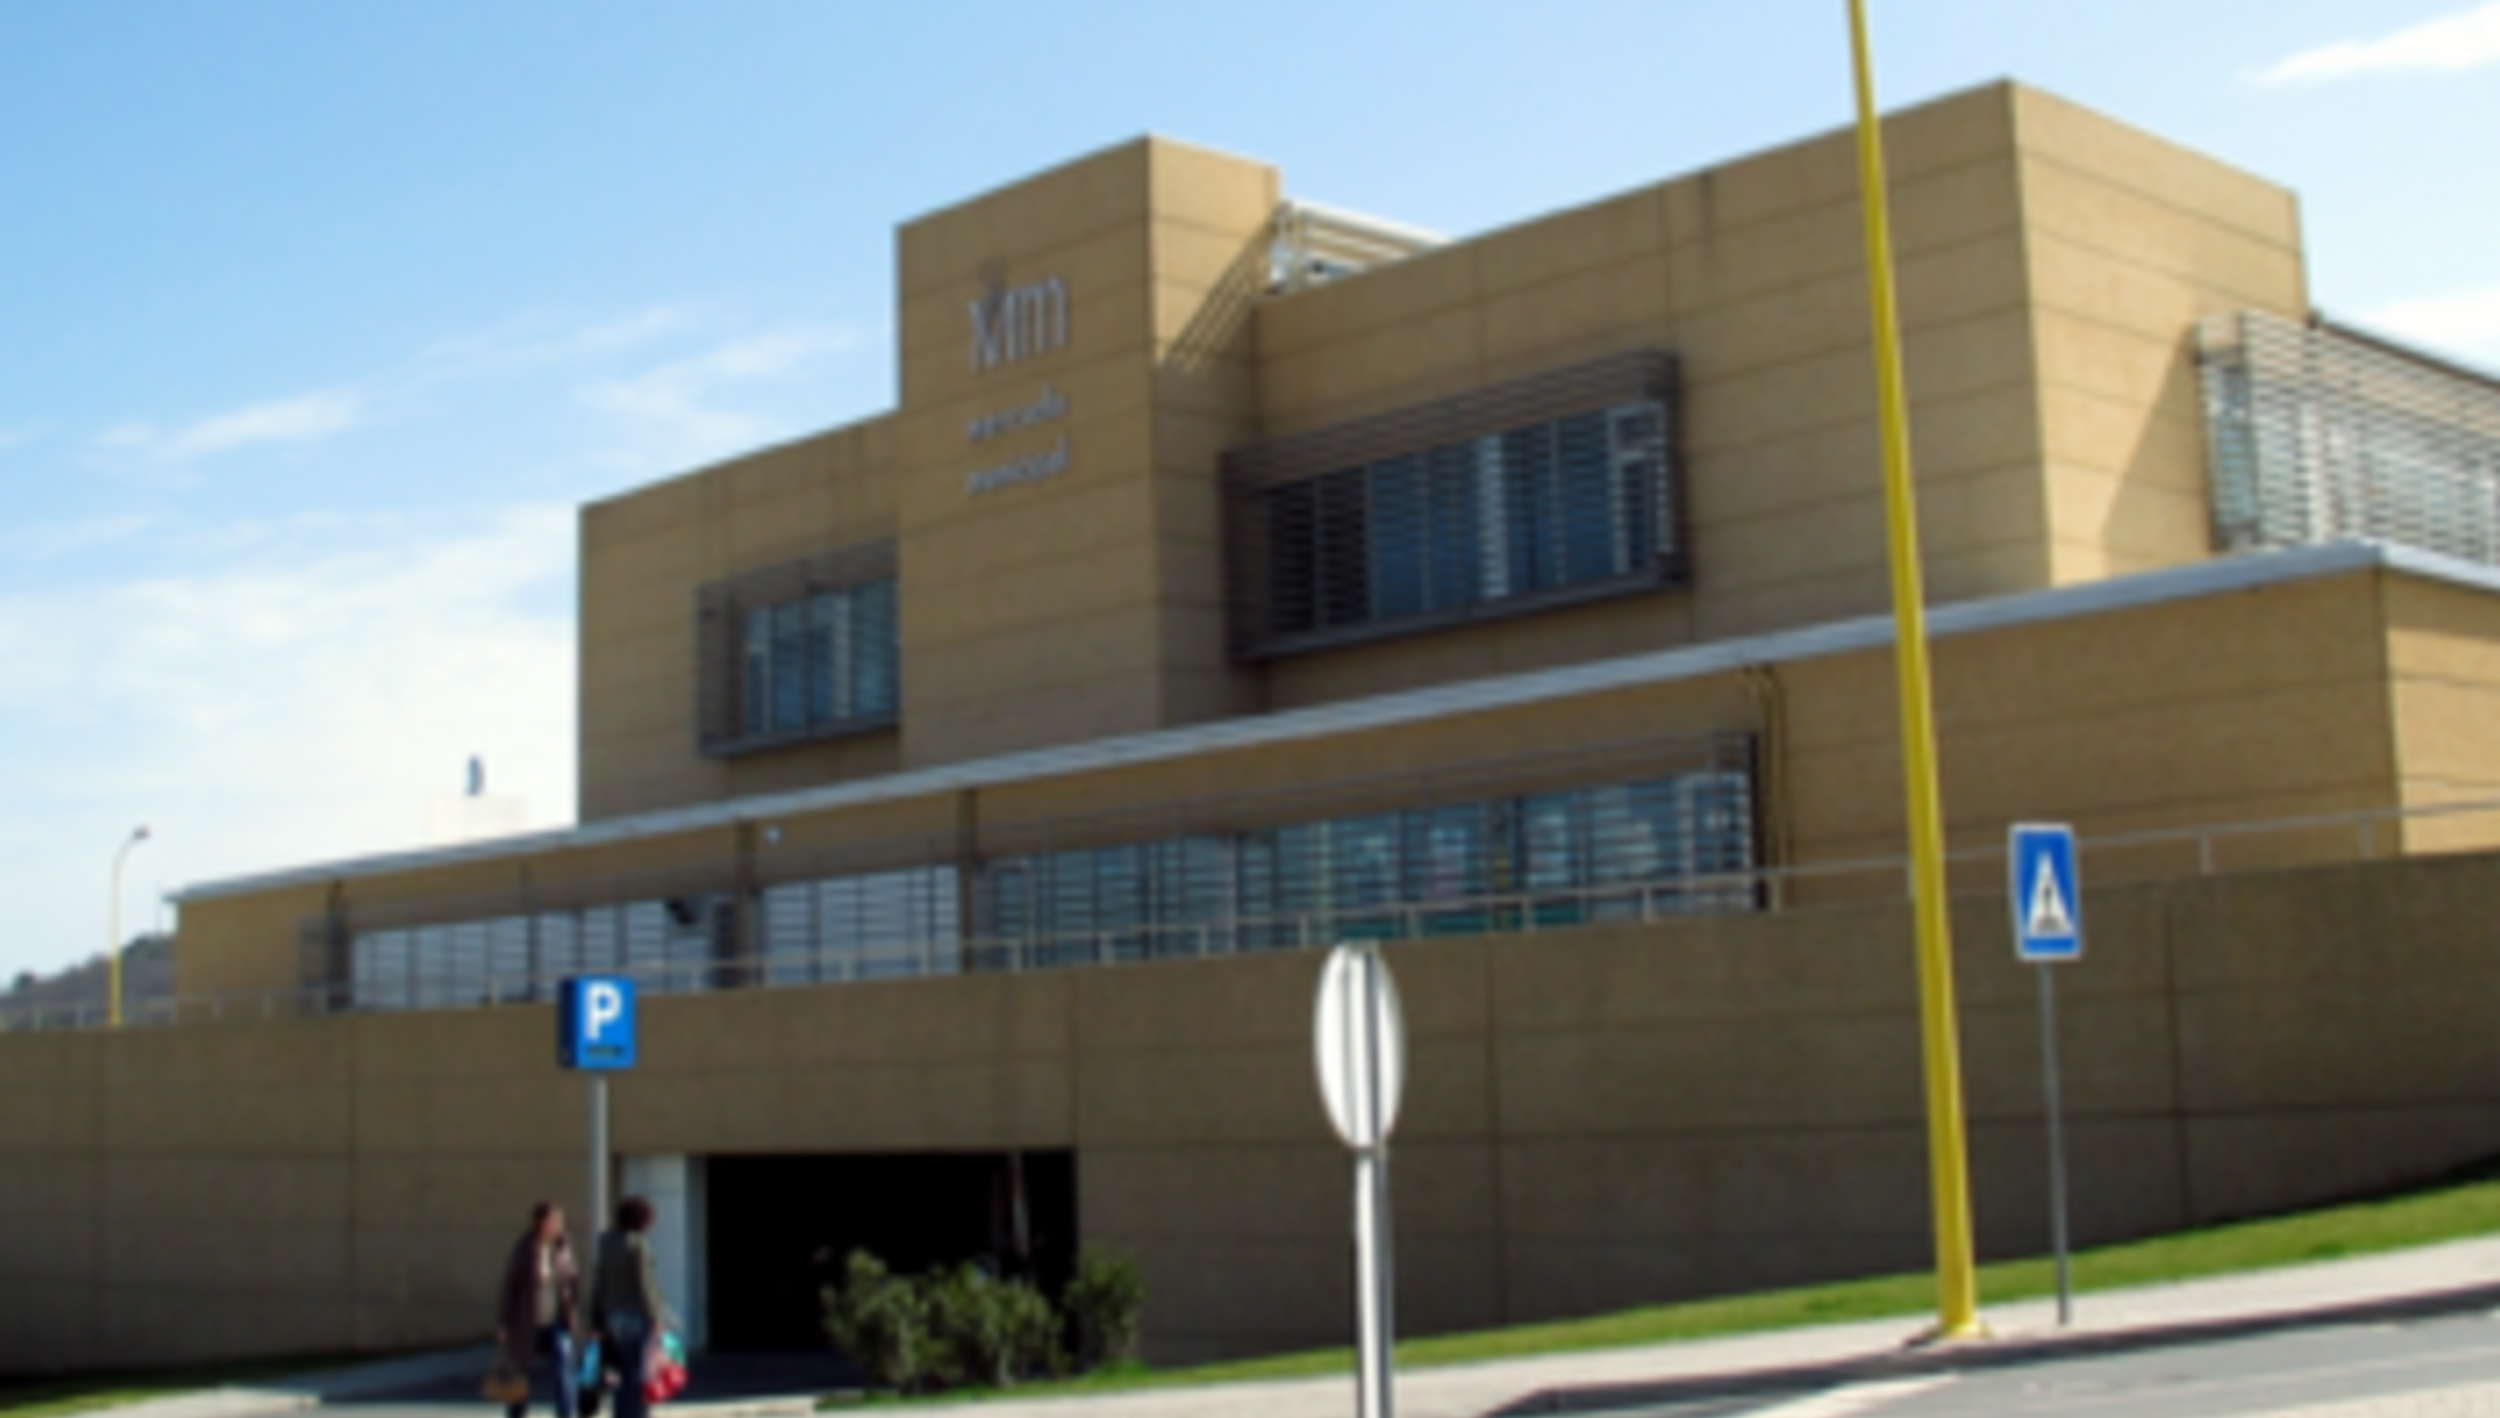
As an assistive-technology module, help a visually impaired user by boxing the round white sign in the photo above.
[1314,942,1406,1151]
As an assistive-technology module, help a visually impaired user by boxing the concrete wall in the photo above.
[2011,87,2308,584]
[567,81,2308,821]
[1256,81,2046,709]
[2387,573,2500,854]
[22,846,2500,1372]
[1252,82,2307,712]
[891,137,1274,770]
[578,425,903,822]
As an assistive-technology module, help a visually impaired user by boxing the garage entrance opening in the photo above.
[704,1152,1076,1352]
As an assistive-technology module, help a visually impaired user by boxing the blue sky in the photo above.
[3,1,2496,983]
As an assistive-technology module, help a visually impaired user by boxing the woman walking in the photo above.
[495,1202,583,1418]
[591,1196,674,1418]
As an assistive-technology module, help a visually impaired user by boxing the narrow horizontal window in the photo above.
[970,732,1757,967]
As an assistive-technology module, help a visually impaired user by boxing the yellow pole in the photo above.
[1844,0,1982,1338]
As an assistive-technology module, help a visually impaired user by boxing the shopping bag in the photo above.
[643,1330,690,1404]
[482,1357,530,1406]
[575,1338,604,1392]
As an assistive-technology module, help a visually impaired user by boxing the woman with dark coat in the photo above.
[496,1202,583,1418]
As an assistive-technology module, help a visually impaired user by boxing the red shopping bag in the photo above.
[644,1330,690,1404]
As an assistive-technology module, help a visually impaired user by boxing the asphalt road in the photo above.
[1541,1308,2500,1418]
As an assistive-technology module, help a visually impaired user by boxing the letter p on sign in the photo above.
[587,983,624,1036]
[559,976,638,1071]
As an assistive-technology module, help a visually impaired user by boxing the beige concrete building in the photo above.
[11,80,2500,1373]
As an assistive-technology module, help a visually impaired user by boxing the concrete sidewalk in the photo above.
[899,1236,2500,1418]
[85,1236,2500,1418]
[88,1346,825,1418]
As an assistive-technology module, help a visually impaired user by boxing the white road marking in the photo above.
[2021,1343,2500,1414]
[2242,1379,2500,1417]
[1737,1376,1958,1418]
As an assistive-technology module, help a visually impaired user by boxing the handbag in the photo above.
[482,1357,530,1406]
[643,1330,689,1404]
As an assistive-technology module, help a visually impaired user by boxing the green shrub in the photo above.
[920,1263,1061,1389]
[1062,1246,1147,1372]
[822,1251,933,1393]
[825,1253,1071,1394]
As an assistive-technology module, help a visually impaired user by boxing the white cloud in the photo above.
[96,389,366,465]
[2366,285,2500,356]
[83,304,832,481]
[411,304,703,383]
[580,325,854,460]
[0,514,153,565]
[0,508,579,979]
[2260,3,2500,83]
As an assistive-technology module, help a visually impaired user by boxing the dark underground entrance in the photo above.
[704,1151,1077,1353]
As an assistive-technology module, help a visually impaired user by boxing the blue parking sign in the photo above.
[2010,823,2083,962]
[559,975,638,1071]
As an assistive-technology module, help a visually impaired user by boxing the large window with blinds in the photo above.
[1226,353,1683,659]
[697,541,900,756]
[740,579,898,739]
[2199,311,2500,566]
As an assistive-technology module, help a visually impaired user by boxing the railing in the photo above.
[1269,201,1445,295]
[12,790,2500,1035]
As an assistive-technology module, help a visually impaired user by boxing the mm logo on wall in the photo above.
[970,273,1069,371]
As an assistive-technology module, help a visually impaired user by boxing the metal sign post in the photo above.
[589,1075,610,1237]
[2010,824,2083,1327]
[559,976,639,1237]
[1314,943,1406,1418]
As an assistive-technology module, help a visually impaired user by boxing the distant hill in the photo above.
[3,933,176,1028]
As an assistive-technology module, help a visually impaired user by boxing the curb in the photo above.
[1490,1281,2500,1416]
[76,1347,493,1418]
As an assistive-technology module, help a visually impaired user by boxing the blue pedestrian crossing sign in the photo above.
[558,975,638,1071]
[2010,823,2083,962]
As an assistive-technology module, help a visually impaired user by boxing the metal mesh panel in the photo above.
[758,867,965,984]
[341,893,741,1011]
[2199,312,2500,564]
[696,540,900,757]
[1225,352,1684,660]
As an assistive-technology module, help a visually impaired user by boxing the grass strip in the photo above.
[835,1164,2500,1407]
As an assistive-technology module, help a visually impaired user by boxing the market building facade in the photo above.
[10,80,2500,1371]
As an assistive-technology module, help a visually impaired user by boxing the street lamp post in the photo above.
[109,826,151,1029]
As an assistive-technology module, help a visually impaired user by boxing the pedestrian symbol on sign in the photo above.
[2025,858,2076,940]
[2010,823,2082,963]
